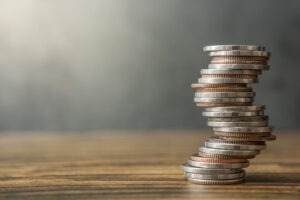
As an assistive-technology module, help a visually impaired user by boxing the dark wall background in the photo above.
[0,0,299,131]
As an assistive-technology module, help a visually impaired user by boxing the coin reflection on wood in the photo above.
[181,45,275,185]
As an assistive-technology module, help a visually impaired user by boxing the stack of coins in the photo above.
[182,45,276,185]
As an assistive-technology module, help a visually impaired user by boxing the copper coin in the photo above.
[214,131,271,137]
[190,154,247,163]
[199,152,255,159]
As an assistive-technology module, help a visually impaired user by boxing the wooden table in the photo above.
[0,130,299,199]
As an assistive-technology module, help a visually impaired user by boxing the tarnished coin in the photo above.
[199,146,259,157]
[201,69,259,75]
[207,121,268,127]
[203,45,265,52]
[205,140,266,151]
[191,83,247,88]
[195,92,255,98]
[181,163,242,174]
[187,177,245,185]
[188,159,249,169]
[203,111,263,117]
[209,50,270,57]
[208,64,269,70]
[185,171,245,180]
[198,77,258,84]
[190,154,247,163]
[195,97,253,103]
[213,126,273,133]
[205,105,265,112]
[207,116,268,122]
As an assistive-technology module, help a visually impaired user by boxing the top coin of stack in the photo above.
[182,45,276,185]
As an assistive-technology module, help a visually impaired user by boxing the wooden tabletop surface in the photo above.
[0,130,299,199]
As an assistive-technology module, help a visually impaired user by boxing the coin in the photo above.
[190,154,248,163]
[207,121,268,127]
[205,105,265,112]
[208,64,269,70]
[181,163,242,174]
[213,126,273,133]
[210,56,268,65]
[196,102,252,108]
[205,140,266,150]
[191,83,247,88]
[198,77,258,84]
[199,146,259,157]
[201,69,259,75]
[209,50,270,57]
[187,177,245,185]
[196,87,253,93]
[214,131,271,137]
[195,97,253,103]
[195,92,255,98]
[188,159,249,169]
[201,74,257,79]
[203,111,263,117]
[207,116,268,122]
[209,136,266,145]
[203,45,265,52]
[184,171,245,180]
[219,135,276,141]
[199,152,255,159]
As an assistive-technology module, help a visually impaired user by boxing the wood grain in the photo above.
[0,130,299,199]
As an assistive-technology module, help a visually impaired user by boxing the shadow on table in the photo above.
[246,172,300,184]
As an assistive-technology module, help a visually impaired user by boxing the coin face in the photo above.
[203,45,265,52]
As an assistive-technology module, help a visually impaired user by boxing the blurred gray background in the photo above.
[0,0,299,131]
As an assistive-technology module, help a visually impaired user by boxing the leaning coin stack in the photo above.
[181,45,276,185]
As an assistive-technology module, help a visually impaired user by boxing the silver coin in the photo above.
[207,116,268,122]
[195,97,253,103]
[199,146,260,156]
[184,170,245,180]
[198,78,258,84]
[203,45,265,52]
[205,105,265,112]
[205,140,266,150]
[207,121,268,127]
[209,64,269,70]
[213,126,273,133]
[209,50,270,57]
[181,163,242,174]
[188,159,249,169]
[187,177,245,184]
[203,111,263,117]
[201,69,259,75]
[195,92,255,98]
